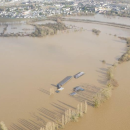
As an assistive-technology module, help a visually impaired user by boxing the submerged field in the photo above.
[0,21,130,130]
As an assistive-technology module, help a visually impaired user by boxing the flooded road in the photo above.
[0,21,130,130]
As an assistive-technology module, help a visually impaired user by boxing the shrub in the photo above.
[109,79,119,87]
[93,98,101,108]
[101,87,112,100]
[112,63,117,67]
[93,93,101,108]
[70,111,78,122]
[118,37,130,63]
[0,122,8,130]
[31,22,67,37]
[92,29,101,35]
[107,68,114,80]
[126,38,130,46]
[102,60,106,64]
[106,83,113,89]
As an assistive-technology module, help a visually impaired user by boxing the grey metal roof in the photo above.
[57,76,72,87]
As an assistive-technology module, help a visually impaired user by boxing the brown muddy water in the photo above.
[34,20,56,25]
[0,22,130,130]
[66,14,130,26]
[5,24,35,34]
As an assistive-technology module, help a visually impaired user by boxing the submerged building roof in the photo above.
[74,72,85,79]
[57,76,72,87]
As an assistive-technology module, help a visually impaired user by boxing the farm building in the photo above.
[74,72,85,79]
[57,76,72,89]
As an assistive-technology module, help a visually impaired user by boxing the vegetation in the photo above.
[92,29,101,35]
[94,65,119,107]
[102,87,112,100]
[31,21,67,37]
[50,88,54,95]
[126,38,130,47]
[112,63,117,67]
[0,101,87,130]
[93,86,112,107]
[118,50,130,62]
[39,101,87,130]
[0,122,8,130]
[94,36,130,107]
[118,38,130,63]
[107,68,114,80]
[105,10,130,18]
[102,60,106,64]
[108,79,119,87]
[93,93,101,108]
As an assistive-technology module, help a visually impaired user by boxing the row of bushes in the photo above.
[118,38,130,63]
[94,37,130,107]
[93,84,112,107]
[0,101,88,130]
[94,66,119,108]
[40,101,87,130]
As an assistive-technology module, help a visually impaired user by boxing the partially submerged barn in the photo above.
[74,72,85,79]
[57,76,72,89]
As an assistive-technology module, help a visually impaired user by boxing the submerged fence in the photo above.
[39,101,88,130]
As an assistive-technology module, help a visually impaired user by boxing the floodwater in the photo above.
[0,20,34,35]
[0,24,35,35]
[0,21,130,130]
[66,14,130,26]
[35,20,56,25]
[0,26,5,33]
[5,24,35,34]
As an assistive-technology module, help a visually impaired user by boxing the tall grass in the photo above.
[38,101,88,130]
[84,101,87,113]
[93,93,101,108]
[0,122,8,130]
[50,88,54,95]
[118,37,130,63]
[93,86,112,107]
[62,115,65,128]
[107,68,114,80]
[102,88,112,100]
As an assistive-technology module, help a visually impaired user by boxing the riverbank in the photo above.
[0,14,130,38]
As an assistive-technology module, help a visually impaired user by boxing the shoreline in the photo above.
[62,18,130,30]
[0,17,130,38]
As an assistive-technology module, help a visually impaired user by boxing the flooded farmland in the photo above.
[0,20,34,35]
[66,14,130,26]
[0,17,130,130]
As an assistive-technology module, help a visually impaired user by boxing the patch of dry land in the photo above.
[0,20,130,130]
